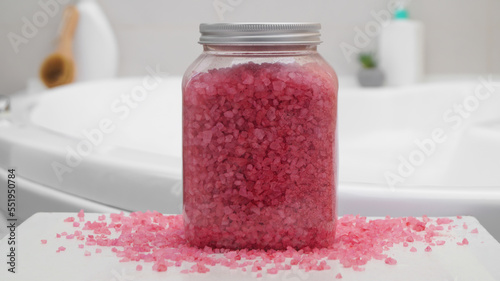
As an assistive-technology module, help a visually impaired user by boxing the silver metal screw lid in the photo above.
[199,22,322,45]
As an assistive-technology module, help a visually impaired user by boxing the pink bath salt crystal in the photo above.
[96,248,102,254]
[471,228,479,234]
[73,222,80,227]
[436,218,453,225]
[78,244,84,249]
[58,246,66,252]
[136,265,142,271]
[61,232,67,236]
[403,242,408,247]
[384,257,397,265]
[436,240,446,246]
[463,223,468,229]
[56,233,61,238]
[425,246,432,252]
[41,240,47,244]
[462,238,469,245]
[78,209,85,222]
[256,273,262,278]
[98,215,106,221]
[64,217,75,222]
[410,247,417,252]
[66,234,74,239]
[267,268,278,274]
[84,250,91,256]
[336,273,343,279]
[457,216,462,219]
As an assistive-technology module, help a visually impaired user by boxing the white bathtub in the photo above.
[0,76,499,240]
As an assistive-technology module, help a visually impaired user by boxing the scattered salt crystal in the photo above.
[84,250,91,256]
[64,217,75,222]
[73,222,80,227]
[424,246,432,252]
[136,265,142,271]
[58,246,66,252]
[463,223,468,229]
[471,228,478,234]
[462,238,469,245]
[96,249,102,254]
[436,240,445,246]
[78,244,84,249]
[436,218,453,225]
[256,273,262,278]
[410,247,417,252]
[336,273,343,279]
[267,268,278,274]
[385,257,397,265]
[41,240,47,244]
[457,216,462,219]
[78,209,85,222]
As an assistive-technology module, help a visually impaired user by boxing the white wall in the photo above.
[1,0,499,95]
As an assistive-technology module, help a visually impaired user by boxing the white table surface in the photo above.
[1,213,499,281]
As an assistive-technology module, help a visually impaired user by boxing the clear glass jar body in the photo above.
[182,44,338,250]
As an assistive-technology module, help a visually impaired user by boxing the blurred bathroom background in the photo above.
[0,0,499,240]
[1,0,500,93]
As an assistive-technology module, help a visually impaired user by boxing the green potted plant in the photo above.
[357,52,385,87]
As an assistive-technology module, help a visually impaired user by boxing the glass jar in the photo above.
[182,23,338,250]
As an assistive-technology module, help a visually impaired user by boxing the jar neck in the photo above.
[202,44,318,56]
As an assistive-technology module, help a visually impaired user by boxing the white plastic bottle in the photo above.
[378,6,424,86]
[73,0,118,82]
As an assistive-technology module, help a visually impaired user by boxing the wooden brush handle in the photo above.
[58,6,79,57]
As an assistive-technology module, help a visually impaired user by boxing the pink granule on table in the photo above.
[73,222,80,227]
[64,217,75,222]
[56,211,471,276]
[183,62,338,250]
[471,228,478,234]
[336,273,343,279]
[78,209,85,222]
[436,218,454,225]
[384,257,397,265]
[136,265,142,271]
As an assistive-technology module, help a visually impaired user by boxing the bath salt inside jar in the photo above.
[182,23,338,250]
